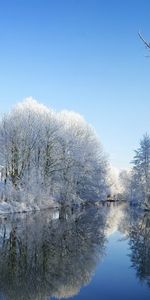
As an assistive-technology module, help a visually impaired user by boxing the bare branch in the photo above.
[138,31,150,49]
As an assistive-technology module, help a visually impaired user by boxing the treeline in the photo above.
[0,98,109,208]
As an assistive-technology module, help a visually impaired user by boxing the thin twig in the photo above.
[138,31,150,49]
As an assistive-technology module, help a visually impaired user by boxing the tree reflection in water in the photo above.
[105,204,150,291]
[0,207,107,300]
[128,210,150,288]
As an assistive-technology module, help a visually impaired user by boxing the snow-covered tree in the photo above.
[119,170,132,200]
[0,98,109,210]
[130,134,150,208]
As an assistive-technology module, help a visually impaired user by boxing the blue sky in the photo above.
[0,0,150,169]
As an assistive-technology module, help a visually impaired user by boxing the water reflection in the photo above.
[127,210,150,288]
[0,204,150,300]
[104,203,125,236]
[103,204,150,297]
[0,207,106,300]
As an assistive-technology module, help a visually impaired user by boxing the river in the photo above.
[0,203,149,300]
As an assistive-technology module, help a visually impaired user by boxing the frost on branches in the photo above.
[0,98,109,212]
[131,134,150,209]
[119,134,150,210]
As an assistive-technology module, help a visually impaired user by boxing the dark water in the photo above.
[0,204,150,300]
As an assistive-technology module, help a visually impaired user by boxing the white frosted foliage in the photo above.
[0,98,109,212]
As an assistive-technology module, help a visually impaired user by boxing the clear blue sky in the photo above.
[0,0,150,169]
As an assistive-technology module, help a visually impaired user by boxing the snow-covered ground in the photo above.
[0,200,59,214]
[0,177,59,214]
[0,182,58,214]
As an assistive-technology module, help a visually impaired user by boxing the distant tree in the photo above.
[119,170,132,199]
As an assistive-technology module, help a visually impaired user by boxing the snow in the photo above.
[0,199,59,214]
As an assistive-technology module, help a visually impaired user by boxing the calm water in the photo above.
[0,204,150,300]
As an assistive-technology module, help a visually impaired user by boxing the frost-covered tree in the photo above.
[119,170,133,200]
[0,98,109,210]
[57,110,109,202]
[130,134,150,208]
